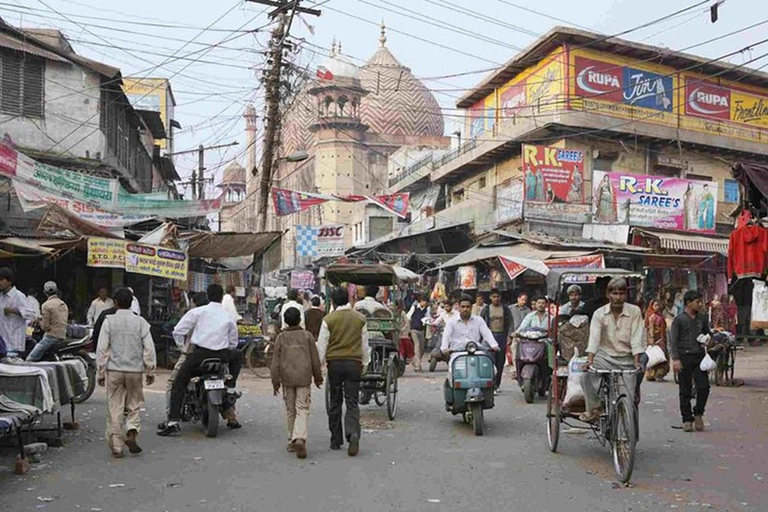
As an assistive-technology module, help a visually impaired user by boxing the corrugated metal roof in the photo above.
[633,228,729,255]
[0,32,69,62]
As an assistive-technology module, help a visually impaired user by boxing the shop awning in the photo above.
[633,228,729,255]
[439,242,592,269]
[185,231,283,259]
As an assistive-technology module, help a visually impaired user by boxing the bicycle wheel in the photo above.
[546,381,560,453]
[714,351,725,386]
[728,348,736,382]
[611,395,637,484]
[386,355,398,420]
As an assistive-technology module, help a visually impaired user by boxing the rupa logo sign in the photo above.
[575,57,623,102]
[685,80,731,120]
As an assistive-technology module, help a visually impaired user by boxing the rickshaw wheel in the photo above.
[546,381,560,453]
[386,354,398,420]
[373,391,386,406]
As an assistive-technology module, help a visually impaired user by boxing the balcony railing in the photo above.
[388,153,435,188]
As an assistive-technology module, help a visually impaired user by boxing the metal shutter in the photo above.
[0,49,44,118]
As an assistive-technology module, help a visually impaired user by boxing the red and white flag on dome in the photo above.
[271,188,409,219]
[316,66,334,81]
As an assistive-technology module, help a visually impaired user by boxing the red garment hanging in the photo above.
[728,223,768,281]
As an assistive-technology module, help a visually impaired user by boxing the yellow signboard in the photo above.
[86,238,126,268]
[87,237,188,280]
[122,78,170,149]
[124,242,188,281]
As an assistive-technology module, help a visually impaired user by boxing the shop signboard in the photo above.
[290,270,315,290]
[86,238,126,268]
[495,179,523,224]
[499,257,527,281]
[124,242,188,281]
[122,78,173,149]
[592,171,718,234]
[522,144,585,204]
[295,224,345,258]
[545,254,605,284]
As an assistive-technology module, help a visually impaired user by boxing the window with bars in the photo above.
[0,49,45,118]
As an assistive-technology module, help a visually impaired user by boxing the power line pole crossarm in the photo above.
[246,0,320,232]
[166,141,239,200]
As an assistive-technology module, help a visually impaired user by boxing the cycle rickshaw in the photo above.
[545,268,645,484]
[324,263,417,420]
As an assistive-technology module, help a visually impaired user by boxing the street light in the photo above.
[251,150,309,176]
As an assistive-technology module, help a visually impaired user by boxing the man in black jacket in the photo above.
[408,295,429,372]
[670,290,711,433]
[480,289,512,392]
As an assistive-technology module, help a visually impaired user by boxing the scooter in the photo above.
[515,330,551,404]
[180,358,237,438]
[443,341,495,436]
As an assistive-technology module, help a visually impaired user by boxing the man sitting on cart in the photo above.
[354,284,390,340]
[580,278,645,423]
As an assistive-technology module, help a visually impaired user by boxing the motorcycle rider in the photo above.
[441,295,498,402]
[26,281,69,362]
[580,278,645,423]
[157,284,242,437]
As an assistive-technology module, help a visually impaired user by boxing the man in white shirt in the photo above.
[222,285,243,323]
[26,288,41,326]
[0,268,37,354]
[280,289,306,330]
[353,285,388,316]
[158,284,241,437]
[87,287,115,325]
[128,287,141,317]
[441,295,499,355]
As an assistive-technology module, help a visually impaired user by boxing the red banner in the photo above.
[499,257,527,281]
[545,254,605,269]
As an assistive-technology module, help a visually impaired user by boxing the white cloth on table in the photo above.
[0,363,55,412]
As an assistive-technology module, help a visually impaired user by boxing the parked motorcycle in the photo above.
[443,341,495,436]
[515,330,551,404]
[180,357,237,438]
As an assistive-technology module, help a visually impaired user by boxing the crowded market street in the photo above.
[1,349,766,512]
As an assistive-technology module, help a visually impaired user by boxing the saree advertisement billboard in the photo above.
[592,171,718,234]
[522,144,585,204]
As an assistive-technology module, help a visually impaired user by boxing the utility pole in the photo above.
[246,0,320,232]
[166,141,239,200]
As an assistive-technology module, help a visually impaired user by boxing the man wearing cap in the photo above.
[560,285,585,317]
[27,281,69,361]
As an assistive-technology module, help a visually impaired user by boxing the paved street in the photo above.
[2,348,767,512]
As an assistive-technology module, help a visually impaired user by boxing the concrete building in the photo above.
[0,19,176,232]
[387,27,768,252]
[228,26,450,267]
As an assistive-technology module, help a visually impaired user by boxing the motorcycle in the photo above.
[515,330,551,404]
[180,357,237,438]
[443,341,495,436]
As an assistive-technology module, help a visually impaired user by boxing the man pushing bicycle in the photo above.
[580,278,645,423]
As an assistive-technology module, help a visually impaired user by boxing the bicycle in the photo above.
[242,336,274,378]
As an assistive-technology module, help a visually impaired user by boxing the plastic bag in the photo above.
[700,351,716,372]
[645,344,667,369]
[563,351,588,409]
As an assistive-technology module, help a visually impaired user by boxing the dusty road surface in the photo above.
[1,347,767,512]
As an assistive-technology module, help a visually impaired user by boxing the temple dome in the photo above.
[219,161,246,188]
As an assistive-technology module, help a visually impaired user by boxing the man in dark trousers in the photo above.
[480,288,512,393]
[670,290,711,433]
[316,287,370,456]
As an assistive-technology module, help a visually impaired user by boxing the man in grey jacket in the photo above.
[97,288,156,458]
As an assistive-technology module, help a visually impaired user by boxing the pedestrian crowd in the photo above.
[1,265,739,460]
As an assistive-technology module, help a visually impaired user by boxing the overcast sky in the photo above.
[4,0,768,198]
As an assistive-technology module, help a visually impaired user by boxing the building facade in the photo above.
[0,20,175,232]
[389,28,768,250]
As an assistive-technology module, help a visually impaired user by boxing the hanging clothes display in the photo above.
[750,280,768,330]
[728,223,768,281]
